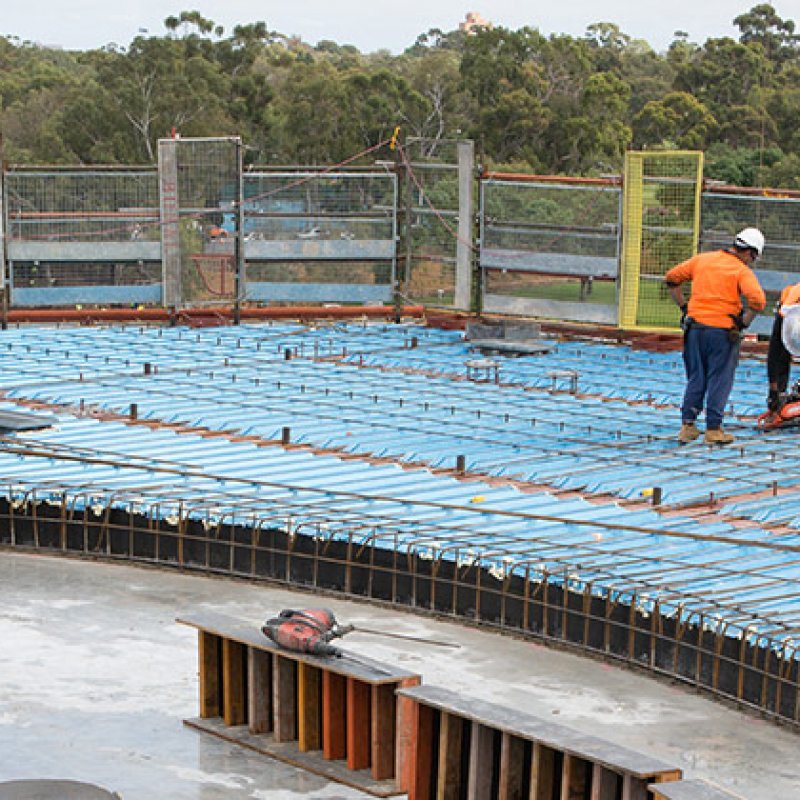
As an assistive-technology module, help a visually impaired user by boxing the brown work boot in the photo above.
[704,427,734,445]
[677,422,701,443]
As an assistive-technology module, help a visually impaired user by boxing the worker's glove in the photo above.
[767,389,781,412]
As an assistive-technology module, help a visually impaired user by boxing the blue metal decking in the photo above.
[0,321,798,668]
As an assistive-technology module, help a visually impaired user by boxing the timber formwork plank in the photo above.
[410,702,436,800]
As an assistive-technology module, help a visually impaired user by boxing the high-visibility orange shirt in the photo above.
[779,283,800,314]
[665,250,766,329]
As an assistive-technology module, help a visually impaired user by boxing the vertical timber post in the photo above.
[158,138,182,310]
[233,136,244,325]
[454,139,474,311]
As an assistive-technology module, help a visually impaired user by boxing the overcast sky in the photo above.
[2,1,797,54]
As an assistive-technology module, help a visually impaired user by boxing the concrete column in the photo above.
[454,139,475,311]
[158,138,181,309]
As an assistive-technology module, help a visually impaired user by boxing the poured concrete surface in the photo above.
[0,553,795,799]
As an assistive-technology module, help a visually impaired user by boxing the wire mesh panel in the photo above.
[619,152,703,329]
[164,137,241,307]
[700,190,800,335]
[241,170,397,305]
[402,138,464,308]
[3,168,161,306]
[480,178,621,324]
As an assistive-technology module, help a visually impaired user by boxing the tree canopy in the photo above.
[1,4,799,186]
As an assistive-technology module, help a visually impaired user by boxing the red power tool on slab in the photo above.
[262,607,461,657]
[757,380,800,431]
[262,608,353,657]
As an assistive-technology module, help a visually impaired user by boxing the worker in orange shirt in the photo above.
[665,228,766,445]
[766,282,800,411]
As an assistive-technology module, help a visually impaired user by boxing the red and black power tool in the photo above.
[262,608,353,657]
[758,381,800,431]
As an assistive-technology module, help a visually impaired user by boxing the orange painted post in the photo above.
[395,675,422,792]
[298,663,322,752]
[222,638,247,726]
[198,631,221,718]
[371,683,396,780]
[272,654,297,742]
[346,677,371,771]
[322,670,347,760]
[247,648,272,734]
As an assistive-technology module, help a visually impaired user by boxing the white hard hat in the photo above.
[782,305,800,356]
[734,227,765,255]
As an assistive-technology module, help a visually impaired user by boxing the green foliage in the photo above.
[0,4,797,187]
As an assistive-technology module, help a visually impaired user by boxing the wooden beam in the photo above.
[298,663,322,752]
[222,638,246,726]
[347,677,371,771]
[322,670,347,761]
[371,682,396,780]
[198,631,221,718]
[247,647,272,734]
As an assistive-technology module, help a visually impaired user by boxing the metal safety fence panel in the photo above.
[619,151,704,329]
[402,138,471,310]
[479,177,621,324]
[700,190,800,336]
[2,167,161,307]
[240,170,397,305]
[159,137,241,307]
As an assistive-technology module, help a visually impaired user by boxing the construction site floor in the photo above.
[0,552,796,800]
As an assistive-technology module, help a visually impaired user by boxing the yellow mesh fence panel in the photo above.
[619,151,703,330]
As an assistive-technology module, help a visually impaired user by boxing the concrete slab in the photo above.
[0,553,796,799]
